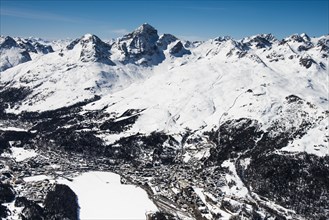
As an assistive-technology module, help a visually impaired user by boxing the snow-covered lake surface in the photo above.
[59,171,158,220]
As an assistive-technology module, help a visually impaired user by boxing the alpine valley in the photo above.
[0,24,328,220]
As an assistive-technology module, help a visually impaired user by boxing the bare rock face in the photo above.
[157,34,178,50]
[16,38,54,54]
[300,56,316,68]
[243,34,276,49]
[114,23,166,66]
[122,23,159,53]
[170,41,191,57]
[66,34,115,65]
[0,36,19,49]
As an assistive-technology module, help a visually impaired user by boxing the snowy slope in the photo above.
[1,33,153,111]
[1,24,328,155]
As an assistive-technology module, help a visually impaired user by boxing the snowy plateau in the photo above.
[0,23,328,220]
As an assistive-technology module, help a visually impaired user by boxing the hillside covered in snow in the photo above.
[0,24,328,220]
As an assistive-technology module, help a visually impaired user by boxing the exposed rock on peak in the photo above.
[120,23,159,48]
[289,34,305,42]
[15,38,37,53]
[121,23,159,52]
[157,34,178,50]
[133,23,158,37]
[317,36,329,52]
[0,36,18,50]
[33,42,54,54]
[214,36,232,42]
[114,23,164,66]
[300,33,311,42]
[67,34,114,65]
[299,55,316,69]
[16,37,54,54]
[169,41,191,57]
[0,36,31,72]
[286,33,311,43]
[67,34,107,50]
[243,34,277,49]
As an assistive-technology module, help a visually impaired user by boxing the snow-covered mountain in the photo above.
[0,36,31,72]
[0,36,55,72]
[0,24,328,220]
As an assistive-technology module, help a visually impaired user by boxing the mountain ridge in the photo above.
[1,23,328,70]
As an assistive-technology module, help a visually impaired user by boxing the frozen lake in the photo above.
[59,171,158,219]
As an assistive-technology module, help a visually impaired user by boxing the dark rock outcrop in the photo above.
[300,56,316,68]
[243,34,276,49]
[115,23,165,66]
[170,41,191,57]
[0,36,19,50]
[157,34,178,50]
[33,42,54,54]
[67,34,115,65]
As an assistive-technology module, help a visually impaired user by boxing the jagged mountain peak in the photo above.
[157,34,178,49]
[112,23,164,66]
[0,36,18,49]
[65,33,113,64]
[0,36,32,71]
[213,36,232,42]
[300,33,311,41]
[80,33,102,43]
[67,33,106,49]
[169,41,191,57]
[135,23,157,34]
[285,33,311,43]
[14,37,54,54]
[121,23,159,43]
[258,33,277,42]
[159,33,178,42]
[241,33,277,49]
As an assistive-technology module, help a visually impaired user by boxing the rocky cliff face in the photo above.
[66,34,114,65]
[111,23,165,66]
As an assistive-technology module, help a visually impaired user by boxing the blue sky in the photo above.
[0,0,328,40]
